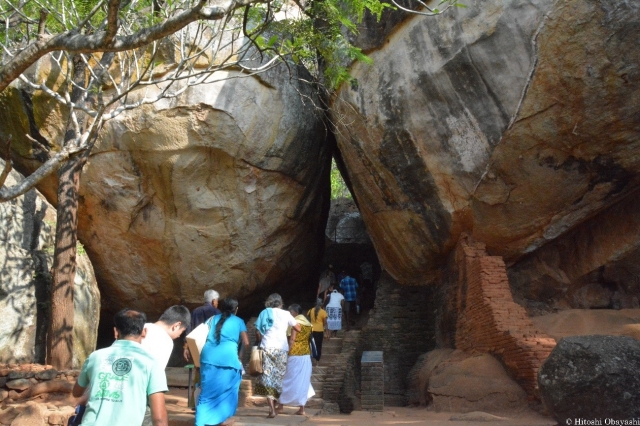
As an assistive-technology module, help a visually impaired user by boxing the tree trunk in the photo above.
[46,152,88,369]
[46,55,87,369]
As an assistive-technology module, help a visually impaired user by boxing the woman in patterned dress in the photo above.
[254,293,301,418]
[325,288,344,337]
[276,304,315,415]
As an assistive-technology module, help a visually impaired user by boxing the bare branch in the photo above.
[390,0,457,16]
[37,9,48,35]
[0,143,86,202]
[104,0,121,46]
[0,0,268,93]
[0,135,12,189]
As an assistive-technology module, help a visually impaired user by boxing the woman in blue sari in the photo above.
[196,297,249,426]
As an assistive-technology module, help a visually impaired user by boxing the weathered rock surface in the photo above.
[325,198,370,245]
[0,64,330,319]
[408,350,528,414]
[508,191,640,311]
[538,335,640,422]
[530,309,640,342]
[76,66,328,318]
[0,162,100,367]
[332,0,640,285]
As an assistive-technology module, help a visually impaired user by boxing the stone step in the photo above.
[242,396,324,409]
[321,346,342,355]
[165,367,192,387]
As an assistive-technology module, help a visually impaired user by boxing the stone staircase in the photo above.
[240,334,345,409]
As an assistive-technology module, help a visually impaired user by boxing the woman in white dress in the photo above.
[276,304,315,415]
[325,288,344,337]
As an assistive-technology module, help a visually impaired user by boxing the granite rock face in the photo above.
[76,66,329,318]
[0,162,100,367]
[408,349,528,414]
[332,0,640,285]
[538,335,640,422]
[1,63,330,319]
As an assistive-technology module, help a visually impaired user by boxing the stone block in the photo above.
[5,379,30,391]
[35,370,58,381]
[7,371,33,380]
[47,412,66,425]
[0,406,20,425]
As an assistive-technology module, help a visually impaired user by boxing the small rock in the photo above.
[0,389,8,401]
[0,376,7,387]
[35,370,58,381]
[9,402,47,426]
[0,406,20,425]
[47,412,66,425]
[5,379,31,391]
[320,402,340,414]
[29,378,39,384]
[0,369,9,377]
[8,370,33,380]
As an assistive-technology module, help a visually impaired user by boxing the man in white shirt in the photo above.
[141,305,191,368]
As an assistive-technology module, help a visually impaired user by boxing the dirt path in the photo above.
[166,388,556,426]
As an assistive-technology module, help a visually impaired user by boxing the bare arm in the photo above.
[149,392,168,426]
[288,328,298,350]
[238,331,250,360]
[292,323,301,332]
[72,382,86,398]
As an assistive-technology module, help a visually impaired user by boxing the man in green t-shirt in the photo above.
[73,309,169,426]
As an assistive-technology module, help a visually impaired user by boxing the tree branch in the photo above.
[0,144,86,202]
[0,136,12,189]
[37,9,48,35]
[0,0,268,93]
[104,0,121,46]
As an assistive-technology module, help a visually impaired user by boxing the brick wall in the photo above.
[454,236,556,398]
[360,351,384,411]
[359,275,438,406]
[321,330,361,413]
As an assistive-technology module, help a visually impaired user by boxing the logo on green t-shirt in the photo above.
[112,358,132,376]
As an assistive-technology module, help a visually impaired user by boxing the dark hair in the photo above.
[158,305,191,329]
[114,309,147,337]
[288,304,302,316]
[215,298,238,343]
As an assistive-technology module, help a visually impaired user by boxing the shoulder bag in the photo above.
[248,346,263,376]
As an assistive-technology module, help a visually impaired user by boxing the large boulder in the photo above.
[538,335,640,422]
[79,67,329,318]
[331,0,640,285]
[0,162,100,367]
[407,349,528,414]
[0,63,330,318]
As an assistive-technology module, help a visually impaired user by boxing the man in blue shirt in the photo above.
[183,289,221,408]
[183,289,221,361]
[339,272,359,329]
[73,309,168,426]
